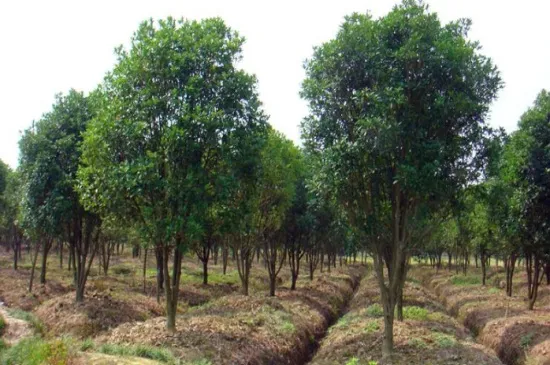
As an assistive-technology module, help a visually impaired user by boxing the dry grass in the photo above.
[411,266,550,365]
[96,266,365,365]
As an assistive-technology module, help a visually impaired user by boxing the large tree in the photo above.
[78,17,266,330]
[301,1,501,356]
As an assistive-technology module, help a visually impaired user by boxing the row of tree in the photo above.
[0,0,548,358]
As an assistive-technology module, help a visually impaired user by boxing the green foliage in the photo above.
[402,306,428,321]
[345,358,360,365]
[97,343,177,363]
[520,332,535,349]
[365,304,384,317]
[432,332,456,348]
[0,337,70,365]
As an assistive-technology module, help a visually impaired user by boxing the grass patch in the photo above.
[520,332,535,349]
[366,303,383,317]
[432,332,456,348]
[79,338,95,351]
[7,308,44,335]
[364,320,380,333]
[487,287,501,294]
[278,320,296,334]
[0,337,71,365]
[97,343,177,363]
[402,306,428,321]
[450,274,481,286]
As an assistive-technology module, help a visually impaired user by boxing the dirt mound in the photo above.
[98,266,365,365]
[35,290,163,338]
[412,266,550,365]
[309,276,502,365]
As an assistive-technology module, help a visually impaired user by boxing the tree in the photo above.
[301,1,501,356]
[78,17,266,330]
[257,130,301,296]
[502,90,550,309]
[0,168,24,270]
[19,90,100,299]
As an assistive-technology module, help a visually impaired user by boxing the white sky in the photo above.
[1,0,549,168]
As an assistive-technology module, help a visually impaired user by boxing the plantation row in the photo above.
[1,0,550,362]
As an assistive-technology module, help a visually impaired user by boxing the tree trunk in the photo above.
[164,243,183,331]
[39,239,52,285]
[202,259,208,285]
[28,242,41,293]
[481,251,487,286]
[222,245,228,275]
[505,253,517,297]
[143,248,148,294]
[155,246,164,303]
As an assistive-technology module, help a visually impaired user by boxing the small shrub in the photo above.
[402,306,428,321]
[345,357,360,365]
[520,332,535,349]
[432,332,456,348]
[364,320,380,333]
[450,275,481,286]
[366,304,384,317]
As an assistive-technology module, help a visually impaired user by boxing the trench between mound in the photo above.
[301,268,366,365]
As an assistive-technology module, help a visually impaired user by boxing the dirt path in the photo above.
[0,303,33,345]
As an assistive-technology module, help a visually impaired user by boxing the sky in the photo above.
[1,0,549,168]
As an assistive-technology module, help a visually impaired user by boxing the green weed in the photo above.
[432,332,456,348]
[364,320,380,333]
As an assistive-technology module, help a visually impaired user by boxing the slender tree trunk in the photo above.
[155,245,164,303]
[143,248,148,294]
[39,239,52,285]
[28,242,41,293]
